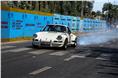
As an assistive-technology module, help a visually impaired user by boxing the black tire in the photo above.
[32,43,38,48]
[72,38,77,47]
[62,38,68,50]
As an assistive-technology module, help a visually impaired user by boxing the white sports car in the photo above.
[32,24,77,49]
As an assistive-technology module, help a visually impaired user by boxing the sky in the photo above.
[93,0,118,12]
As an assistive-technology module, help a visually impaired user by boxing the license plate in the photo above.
[34,42,40,45]
[41,41,50,44]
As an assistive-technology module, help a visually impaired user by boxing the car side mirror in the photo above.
[68,31,71,34]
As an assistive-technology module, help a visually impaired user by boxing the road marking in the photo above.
[49,51,68,56]
[100,53,112,57]
[78,52,90,56]
[64,55,85,61]
[29,66,52,75]
[29,50,51,55]
[64,56,76,61]
[9,48,32,52]
[1,50,10,53]
[96,57,109,61]
[64,52,91,61]
[96,53,111,61]
[1,46,16,49]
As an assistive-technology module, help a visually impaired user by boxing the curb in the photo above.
[1,40,31,45]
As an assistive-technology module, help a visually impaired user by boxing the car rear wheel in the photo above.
[72,38,77,47]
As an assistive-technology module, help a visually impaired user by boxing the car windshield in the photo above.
[42,25,66,32]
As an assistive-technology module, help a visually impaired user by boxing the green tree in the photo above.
[3,1,94,17]
[102,3,118,24]
[96,11,101,16]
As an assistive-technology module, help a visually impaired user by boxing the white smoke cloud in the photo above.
[77,29,118,46]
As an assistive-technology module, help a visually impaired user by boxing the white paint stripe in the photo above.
[96,57,109,60]
[100,53,112,57]
[9,48,32,52]
[64,56,75,61]
[1,46,16,49]
[78,53,91,56]
[29,66,52,75]
[49,51,68,56]
[29,50,51,55]
[96,53,111,60]
[74,55,86,58]
[2,48,32,53]
[64,55,85,61]
[1,50,10,53]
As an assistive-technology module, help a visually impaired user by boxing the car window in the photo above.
[43,25,66,32]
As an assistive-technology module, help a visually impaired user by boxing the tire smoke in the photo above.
[77,30,118,46]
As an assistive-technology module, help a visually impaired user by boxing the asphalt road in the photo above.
[1,39,118,78]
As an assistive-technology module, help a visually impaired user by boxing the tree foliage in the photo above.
[102,3,118,24]
[3,1,94,17]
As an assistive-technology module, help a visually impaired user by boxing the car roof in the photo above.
[47,24,68,27]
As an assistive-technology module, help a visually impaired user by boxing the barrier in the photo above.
[71,16,77,31]
[60,15,67,25]
[1,10,53,39]
[66,16,72,28]
[53,14,61,24]
[9,11,24,38]
[1,10,10,38]
[1,8,107,40]
[83,18,91,32]
[77,17,80,31]
[42,13,107,33]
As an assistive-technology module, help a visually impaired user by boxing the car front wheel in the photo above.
[32,42,38,48]
[62,39,68,50]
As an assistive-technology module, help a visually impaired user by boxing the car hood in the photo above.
[36,31,64,41]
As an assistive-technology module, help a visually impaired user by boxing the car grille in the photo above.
[41,41,50,46]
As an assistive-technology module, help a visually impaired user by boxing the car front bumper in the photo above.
[32,39,64,47]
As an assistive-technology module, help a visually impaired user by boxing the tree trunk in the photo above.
[35,1,39,11]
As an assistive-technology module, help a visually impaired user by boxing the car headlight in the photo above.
[56,35,62,40]
[33,34,37,38]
